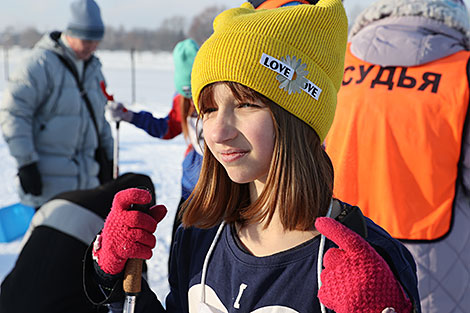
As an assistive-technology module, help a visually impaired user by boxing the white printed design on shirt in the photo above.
[234,283,248,309]
[189,284,300,313]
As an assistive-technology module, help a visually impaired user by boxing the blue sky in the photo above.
[1,0,469,31]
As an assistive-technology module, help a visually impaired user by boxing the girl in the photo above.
[86,1,421,312]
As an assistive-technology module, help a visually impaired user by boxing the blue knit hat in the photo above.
[173,39,199,98]
[66,0,105,41]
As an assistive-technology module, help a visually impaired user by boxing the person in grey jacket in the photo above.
[0,0,113,208]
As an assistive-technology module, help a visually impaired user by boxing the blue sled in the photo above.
[0,203,35,242]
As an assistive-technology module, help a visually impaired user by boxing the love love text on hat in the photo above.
[260,53,322,100]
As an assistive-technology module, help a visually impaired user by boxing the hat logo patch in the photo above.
[260,53,322,100]
[260,53,294,80]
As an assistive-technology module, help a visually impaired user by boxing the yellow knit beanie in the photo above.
[191,0,348,141]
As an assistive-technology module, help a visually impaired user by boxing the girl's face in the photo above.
[202,83,275,185]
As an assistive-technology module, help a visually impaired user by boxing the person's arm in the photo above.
[98,111,114,160]
[461,62,470,194]
[461,111,470,194]
[132,94,183,139]
[84,188,168,312]
[83,243,166,312]
[161,225,188,312]
[107,105,172,139]
[0,53,51,167]
[92,76,114,161]
[131,111,171,138]
[107,93,184,140]
[315,217,414,313]
[84,224,188,313]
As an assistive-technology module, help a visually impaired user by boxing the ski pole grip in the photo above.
[123,258,143,294]
[122,195,152,295]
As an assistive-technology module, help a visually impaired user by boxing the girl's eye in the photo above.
[202,107,217,114]
[238,102,260,109]
[201,107,217,120]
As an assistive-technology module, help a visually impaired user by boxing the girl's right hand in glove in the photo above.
[92,188,167,275]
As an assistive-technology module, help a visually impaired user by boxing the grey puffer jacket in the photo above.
[349,5,470,313]
[0,31,113,208]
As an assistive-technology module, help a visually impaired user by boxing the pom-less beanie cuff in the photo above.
[191,0,348,141]
[66,27,104,41]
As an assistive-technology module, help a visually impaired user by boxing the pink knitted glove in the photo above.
[92,188,167,275]
[315,217,412,313]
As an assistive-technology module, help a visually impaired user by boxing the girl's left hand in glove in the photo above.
[315,217,412,313]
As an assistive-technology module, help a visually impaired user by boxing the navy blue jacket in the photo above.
[84,201,420,312]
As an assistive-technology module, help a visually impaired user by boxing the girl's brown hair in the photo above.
[182,82,334,231]
[178,95,196,141]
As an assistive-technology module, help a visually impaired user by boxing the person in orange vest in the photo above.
[325,0,470,312]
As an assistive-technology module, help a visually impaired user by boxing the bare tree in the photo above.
[18,28,42,48]
[187,5,226,46]
[0,5,234,51]
[153,16,187,51]
[100,25,127,50]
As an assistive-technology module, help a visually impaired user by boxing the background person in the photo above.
[0,0,113,209]
[325,0,470,311]
[107,38,202,243]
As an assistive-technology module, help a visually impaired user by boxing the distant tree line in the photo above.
[0,5,226,52]
[0,4,367,52]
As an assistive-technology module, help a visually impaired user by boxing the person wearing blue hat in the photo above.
[0,0,113,209]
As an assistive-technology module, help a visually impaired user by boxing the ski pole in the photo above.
[122,199,151,313]
[99,81,119,179]
[123,259,143,313]
[113,122,120,179]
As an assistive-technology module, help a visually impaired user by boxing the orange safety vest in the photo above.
[257,0,310,9]
[325,45,470,240]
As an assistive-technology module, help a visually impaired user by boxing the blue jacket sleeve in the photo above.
[131,111,170,138]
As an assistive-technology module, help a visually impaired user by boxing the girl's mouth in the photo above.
[219,150,248,163]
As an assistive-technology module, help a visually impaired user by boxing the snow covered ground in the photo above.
[0,47,187,300]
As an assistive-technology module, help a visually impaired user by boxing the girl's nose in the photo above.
[207,111,237,144]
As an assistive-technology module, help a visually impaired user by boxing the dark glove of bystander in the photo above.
[18,162,42,196]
